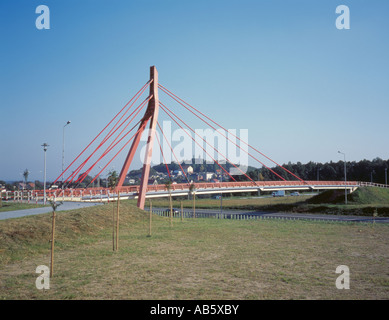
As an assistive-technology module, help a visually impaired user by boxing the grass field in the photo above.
[1,200,388,300]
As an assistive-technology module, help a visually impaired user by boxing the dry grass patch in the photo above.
[1,201,388,300]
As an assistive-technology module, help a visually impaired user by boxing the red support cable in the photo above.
[69,84,152,184]
[53,80,152,185]
[159,103,236,183]
[70,102,144,185]
[158,85,284,181]
[75,96,151,185]
[157,121,189,184]
[98,81,152,149]
[77,119,141,186]
[159,83,304,182]
[160,101,256,184]
[88,121,149,186]
[154,127,171,180]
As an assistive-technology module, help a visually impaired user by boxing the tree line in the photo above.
[233,157,389,184]
[150,157,389,184]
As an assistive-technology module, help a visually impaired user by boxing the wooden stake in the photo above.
[169,192,173,227]
[50,210,56,278]
[149,200,152,237]
[116,192,120,251]
[181,200,183,222]
[193,193,196,219]
[112,199,115,251]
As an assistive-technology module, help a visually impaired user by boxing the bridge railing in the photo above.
[4,180,383,203]
[359,181,389,188]
[149,208,367,223]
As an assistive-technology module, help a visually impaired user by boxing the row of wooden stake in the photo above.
[49,193,196,277]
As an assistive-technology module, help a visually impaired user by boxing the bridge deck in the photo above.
[4,180,379,203]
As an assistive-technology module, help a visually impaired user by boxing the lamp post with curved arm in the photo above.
[42,143,49,205]
[62,121,71,188]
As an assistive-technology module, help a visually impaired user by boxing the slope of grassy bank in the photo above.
[0,200,388,300]
[308,187,389,206]
[300,187,389,216]
[0,201,147,265]
[349,187,389,205]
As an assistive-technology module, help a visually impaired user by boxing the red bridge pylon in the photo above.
[117,66,159,209]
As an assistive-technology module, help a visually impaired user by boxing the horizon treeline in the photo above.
[149,157,389,184]
[236,157,389,184]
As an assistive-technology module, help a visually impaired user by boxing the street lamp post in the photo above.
[338,151,347,205]
[62,121,71,188]
[42,143,49,205]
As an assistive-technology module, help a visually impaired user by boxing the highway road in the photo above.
[148,207,389,224]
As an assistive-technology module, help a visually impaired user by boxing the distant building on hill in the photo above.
[199,172,214,181]
[182,165,194,175]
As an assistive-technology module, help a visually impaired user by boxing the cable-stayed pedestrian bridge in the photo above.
[44,66,385,206]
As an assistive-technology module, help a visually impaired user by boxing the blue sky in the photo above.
[0,0,388,182]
